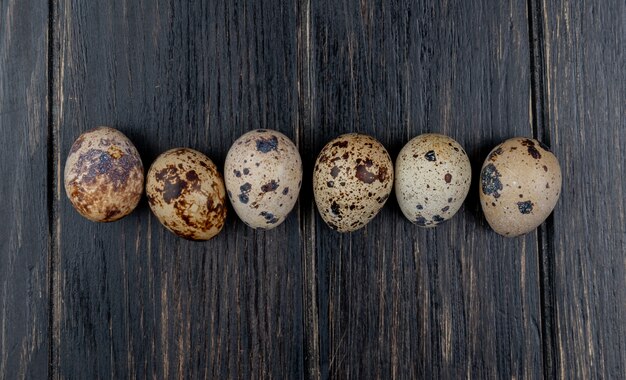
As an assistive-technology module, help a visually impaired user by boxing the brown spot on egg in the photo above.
[488,147,503,161]
[261,180,279,192]
[521,139,542,159]
[147,194,157,206]
[377,194,389,204]
[162,179,186,204]
[172,148,189,156]
[377,166,389,182]
[528,146,542,159]
[444,173,452,183]
[186,169,199,182]
[355,164,376,184]
[330,201,341,216]
[103,207,121,221]
[355,159,388,184]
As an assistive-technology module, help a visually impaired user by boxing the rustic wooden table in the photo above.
[1,0,624,378]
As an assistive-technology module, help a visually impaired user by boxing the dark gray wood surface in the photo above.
[539,0,626,377]
[0,1,50,379]
[300,1,542,378]
[52,1,303,378]
[0,0,624,378]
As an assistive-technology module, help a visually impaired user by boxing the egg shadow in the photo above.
[383,135,417,220]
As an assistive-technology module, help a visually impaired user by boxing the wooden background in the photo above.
[1,0,624,378]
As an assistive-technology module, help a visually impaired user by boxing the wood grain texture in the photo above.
[52,1,303,378]
[300,0,543,378]
[540,0,626,378]
[1,0,624,378]
[0,1,50,379]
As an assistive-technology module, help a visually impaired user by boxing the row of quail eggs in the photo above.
[64,127,561,239]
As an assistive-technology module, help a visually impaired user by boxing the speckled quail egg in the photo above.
[64,126,144,222]
[313,133,394,232]
[224,129,302,229]
[480,137,562,237]
[395,134,471,227]
[146,148,227,241]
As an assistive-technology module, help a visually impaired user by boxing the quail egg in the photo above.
[146,148,227,241]
[64,126,144,222]
[313,133,393,232]
[480,137,562,237]
[224,129,302,229]
[395,133,471,226]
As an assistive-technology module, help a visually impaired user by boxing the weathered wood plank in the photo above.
[296,0,322,378]
[300,0,544,378]
[540,0,626,378]
[52,1,303,378]
[0,1,50,379]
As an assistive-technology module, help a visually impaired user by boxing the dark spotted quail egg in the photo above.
[395,134,471,227]
[146,148,227,241]
[64,126,144,222]
[313,133,393,232]
[480,137,562,237]
[224,129,302,229]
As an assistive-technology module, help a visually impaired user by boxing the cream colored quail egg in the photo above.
[146,148,227,241]
[480,137,562,237]
[224,129,302,229]
[395,133,471,227]
[64,126,144,222]
[313,133,393,232]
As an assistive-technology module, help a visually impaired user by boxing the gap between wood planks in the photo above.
[527,0,557,378]
[46,0,58,379]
